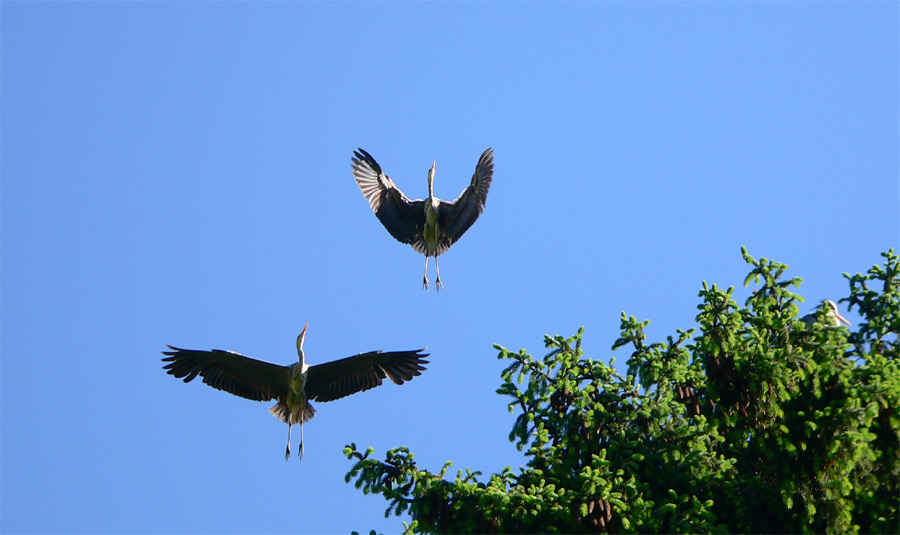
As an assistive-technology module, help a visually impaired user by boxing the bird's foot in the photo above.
[435,276,444,292]
[422,276,430,291]
[284,445,291,462]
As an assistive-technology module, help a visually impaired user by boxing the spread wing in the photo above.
[305,349,429,403]
[437,147,493,250]
[352,148,425,245]
[162,346,291,402]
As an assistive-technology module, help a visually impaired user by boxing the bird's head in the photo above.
[821,300,850,326]
[296,322,309,366]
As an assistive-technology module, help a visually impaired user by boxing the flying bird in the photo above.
[801,300,851,328]
[352,148,494,291]
[162,323,428,460]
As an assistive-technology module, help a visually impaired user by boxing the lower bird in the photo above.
[162,323,428,460]
[352,148,494,291]
[800,300,851,328]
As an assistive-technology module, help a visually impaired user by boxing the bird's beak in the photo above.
[835,312,851,326]
[297,322,309,353]
[430,160,436,174]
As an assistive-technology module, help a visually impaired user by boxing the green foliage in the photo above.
[345,249,899,534]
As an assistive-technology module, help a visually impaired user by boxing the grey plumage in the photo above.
[162,347,426,403]
[162,325,428,459]
[800,300,851,328]
[352,148,494,290]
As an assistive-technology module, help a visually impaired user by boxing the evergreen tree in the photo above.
[345,249,899,534]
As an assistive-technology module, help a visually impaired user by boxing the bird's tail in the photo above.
[269,400,316,424]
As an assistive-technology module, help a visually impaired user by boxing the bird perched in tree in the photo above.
[352,148,494,291]
[801,300,851,328]
[162,323,428,460]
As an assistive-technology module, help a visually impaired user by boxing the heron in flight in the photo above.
[352,148,494,291]
[162,323,428,460]
[801,300,851,328]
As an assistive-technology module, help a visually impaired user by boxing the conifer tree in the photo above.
[345,249,899,534]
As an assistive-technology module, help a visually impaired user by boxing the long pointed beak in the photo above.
[835,312,851,326]
[297,322,309,354]
[430,160,436,173]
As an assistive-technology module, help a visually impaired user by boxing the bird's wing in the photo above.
[305,349,429,403]
[437,147,494,249]
[352,148,425,245]
[162,346,291,402]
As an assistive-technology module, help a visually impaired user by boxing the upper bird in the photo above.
[800,299,851,328]
[352,148,494,291]
[162,323,428,460]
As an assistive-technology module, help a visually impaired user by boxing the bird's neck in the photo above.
[289,363,306,394]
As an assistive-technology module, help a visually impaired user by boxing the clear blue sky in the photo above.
[2,2,897,533]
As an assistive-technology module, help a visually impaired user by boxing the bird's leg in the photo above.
[435,257,444,292]
[422,257,430,291]
[299,422,305,460]
[285,423,292,462]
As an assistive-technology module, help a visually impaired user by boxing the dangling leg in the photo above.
[298,422,305,460]
[435,256,444,292]
[284,422,292,461]
[422,256,430,291]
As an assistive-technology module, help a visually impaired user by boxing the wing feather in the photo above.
[438,147,493,248]
[162,346,291,402]
[352,148,425,245]
[305,349,429,403]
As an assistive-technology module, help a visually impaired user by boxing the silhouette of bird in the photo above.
[162,323,428,460]
[352,148,493,291]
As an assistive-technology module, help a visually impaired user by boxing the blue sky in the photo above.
[2,2,897,533]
